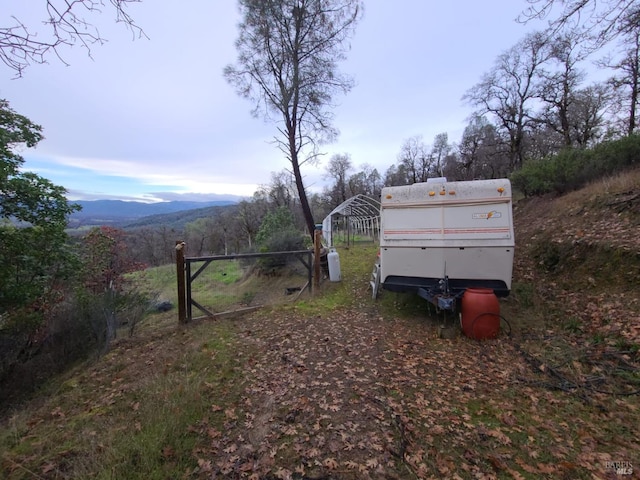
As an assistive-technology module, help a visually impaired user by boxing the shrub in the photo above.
[255,207,301,247]
[254,207,305,273]
[512,135,640,197]
[511,158,554,196]
[0,285,152,405]
[0,225,151,404]
[261,229,305,253]
[73,287,152,353]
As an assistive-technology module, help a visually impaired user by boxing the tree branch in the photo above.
[1,0,146,77]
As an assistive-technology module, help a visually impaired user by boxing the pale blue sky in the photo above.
[2,1,543,202]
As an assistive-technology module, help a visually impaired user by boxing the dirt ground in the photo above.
[191,292,638,478]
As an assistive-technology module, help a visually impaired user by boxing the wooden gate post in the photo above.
[314,229,321,289]
[175,240,187,324]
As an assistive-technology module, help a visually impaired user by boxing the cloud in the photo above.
[5,0,542,202]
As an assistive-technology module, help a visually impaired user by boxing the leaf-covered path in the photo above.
[191,301,638,479]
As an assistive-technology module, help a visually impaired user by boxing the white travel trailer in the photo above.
[371,178,514,308]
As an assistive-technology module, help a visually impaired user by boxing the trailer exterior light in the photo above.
[497,187,505,193]
[449,190,456,195]
[385,194,392,199]
[439,190,446,195]
[429,191,436,196]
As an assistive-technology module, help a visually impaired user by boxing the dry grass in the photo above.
[540,167,639,215]
[0,314,247,479]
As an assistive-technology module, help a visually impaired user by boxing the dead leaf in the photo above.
[306,447,321,458]
[324,457,338,470]
[366,458,379,469]
[487,454,507,471]
[344,460,359,469]
[501,412,517,426]
[274,467,292,479]
[487,428,512,445]
[197,459,212,473]
[223,444,237,453]
[516,457,539,473]
[161,445,175,459]
[537,462,557,474]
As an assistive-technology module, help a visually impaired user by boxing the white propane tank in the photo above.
[327,248,341,282]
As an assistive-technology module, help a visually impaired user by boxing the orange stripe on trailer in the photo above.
[383,229,443,234]
[444,228,511,234]
[384,228,510,235]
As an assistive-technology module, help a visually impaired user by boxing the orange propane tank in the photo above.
[461,288,500,340]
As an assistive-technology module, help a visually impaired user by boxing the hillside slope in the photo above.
[511,168,640,344]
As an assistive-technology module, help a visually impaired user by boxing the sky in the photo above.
[2,1,542,202]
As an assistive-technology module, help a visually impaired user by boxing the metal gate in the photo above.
[176,246,313,322]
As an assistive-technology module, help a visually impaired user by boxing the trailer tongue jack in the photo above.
[416,277,461,312]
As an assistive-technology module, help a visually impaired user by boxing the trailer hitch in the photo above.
[416,276,462,312]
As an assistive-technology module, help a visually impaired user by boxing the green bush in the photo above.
[257,230,305,272]
[511,134,640,196]
[73,288,152,351]
[255,207,300,247]
[510,157,555,196]
[261,229,305,253]
[590,133,640,173]
[253,207,305,272]
[256,207,304,252]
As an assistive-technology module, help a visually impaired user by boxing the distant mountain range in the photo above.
[68,199,239,228]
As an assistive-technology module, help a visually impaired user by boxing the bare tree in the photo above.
[600,8,640,136]
[535,32,589,147]
[568,83,609,144]
[237,198,269,250]
[397,135,430,183]
[456,115,506,179]
[2,0,144,77]
[258,170,297,208]
[431,132,450,177]
[464,31,552,170]
[348,163,382,198]
[324,153,353,206]
[184,217,222,256]
[383,163,410,187]
[224,0,362,239]
[608,43,640,135]
[520,0,639,47]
